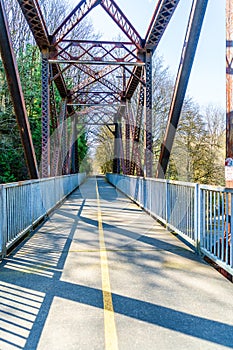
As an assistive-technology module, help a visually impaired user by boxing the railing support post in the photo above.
[194,183,201,253]
[0,186,7,259]
[165,180,170,226]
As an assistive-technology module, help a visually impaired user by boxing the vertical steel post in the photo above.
[144,50,153,178]
[70,115,79,174]
[0,0,39,179]
[41,50,50,177]
[113,115,121,174]
[62,109,68,175]
[156,0,209,179]
[130,83,144,176]
[125,114,131,174]
[226,0,233,187]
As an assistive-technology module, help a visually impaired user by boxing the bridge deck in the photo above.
[1,177,233,350]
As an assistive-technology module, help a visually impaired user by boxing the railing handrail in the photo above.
[0,173,86,259]
[0,173,81,189]
[107,173,233,278]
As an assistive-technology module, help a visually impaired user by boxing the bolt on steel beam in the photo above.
[0,0,39,179]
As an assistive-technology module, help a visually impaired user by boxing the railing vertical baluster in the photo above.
[217,192,220,259]
[194,183,199,249]
[226,194,229,264]
[222,193,225,261]
[107,174,233,276]
[231,193,233,267]
[213,191,217,255]
[0,174,85,258]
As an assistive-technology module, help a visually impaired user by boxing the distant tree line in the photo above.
[94,55,225,186]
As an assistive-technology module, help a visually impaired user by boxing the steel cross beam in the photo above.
[100,0,142,49]
[72,65,121,95]
[156,0,209,179]
[53,0,102,45]
[145,0,180,53]
[73,92,121,104]
[59,40,139,63]
[0,0,39,179]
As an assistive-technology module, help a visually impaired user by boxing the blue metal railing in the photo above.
[0,173,86,258]
[107,174,233,276]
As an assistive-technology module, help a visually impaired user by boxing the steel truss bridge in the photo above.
[0,0,216,180]
[2,2,233,348]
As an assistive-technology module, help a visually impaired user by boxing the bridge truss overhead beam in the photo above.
[100,0,142,49]
[17,0,50,48]
[0,0,39,179]
[156,0,209,179]
[145,0,180,52]
[53,0,102,44]
[17,0,68,99]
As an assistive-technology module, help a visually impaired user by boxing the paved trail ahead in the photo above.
[1,177,233,350]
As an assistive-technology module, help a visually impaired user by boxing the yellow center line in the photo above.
[96,181,118,350]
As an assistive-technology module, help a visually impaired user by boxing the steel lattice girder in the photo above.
[0,0,39,179]
[17,0,68,99]
[156,0,209,178]
[41,53,51,177]
[58,40,139,63]
[73,91,121,104]
[53,0,102,44]
[17,0,50,48]
[145,0,180,53]
[100,0,142,49]
[71,65,122,95]
[15,0,197,179]
[126,0,180,100]
[130,83,144,176]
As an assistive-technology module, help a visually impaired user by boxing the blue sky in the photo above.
[70,0,225,110]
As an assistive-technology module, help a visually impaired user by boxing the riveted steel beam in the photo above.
[144,51,153,178]
[17,0,50,49]
[156,0,209,179]
[17,0,68,99]
[125,66,143,100]
[41,51,51,177]
[53,0,102,45]
[145,0,180,53]
[100,0,142,49]
[0,0,39,179]
[130,83,144,177]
